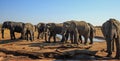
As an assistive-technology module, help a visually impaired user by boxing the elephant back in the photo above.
[14,22,24,33]
[102,18,120,39]
[87,23,95,34]
[2,21,13,29]
[46,23,63,34]
[37,23,45,31]
[74,21,90,35]
[56,23,63,27]
[24,23,34,32]
[63,21,77,31]
[2,21,24,33]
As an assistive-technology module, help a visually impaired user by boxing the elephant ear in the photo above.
[71,21,76,29]
[102,22,109,38]
[111,19,120,37]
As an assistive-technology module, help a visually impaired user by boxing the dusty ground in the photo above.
[0,28,119,61]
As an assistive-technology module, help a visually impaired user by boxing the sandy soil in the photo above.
[0,28,119,61]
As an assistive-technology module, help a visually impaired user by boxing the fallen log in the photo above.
[0,48,59,59]
[41,44,92,49]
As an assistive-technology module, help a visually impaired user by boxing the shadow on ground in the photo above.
[0,39,22,44]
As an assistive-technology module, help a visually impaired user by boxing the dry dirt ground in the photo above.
[0,28,119,61]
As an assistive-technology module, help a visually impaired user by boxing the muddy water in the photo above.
[56,35,104,42]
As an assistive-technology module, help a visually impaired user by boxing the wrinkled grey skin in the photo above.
[102,19,120,59]
[36,23,45,39]
[45,23,65,43]
[102,20,115,52]
[88,23,95,44]
[23,23,34,41]
[1,21,24,40]
[61,21,91,44]
[78,23,95,44]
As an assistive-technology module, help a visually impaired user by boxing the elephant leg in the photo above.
[45,33,48,42]
[84,36,89,45]
[64,32,69,43]
[30,31,34,41]
[112,39,115,52]
[30,33,32,41]
[32,32,34,41]
[53,34,56,43]
[70,33,74,44]
[73,32,78,44]
[48,33,52,43]
[105,38,108,52]
[24,33,27,40]
[41,32,44,39]
[2,29,4,38]
[10,31,14,40]
[26,33,29,41]
[89,36,93,44]
[115,38,120,59]
[13,32,16,40]
[37,32,40,39]
[19,32,23,39]
[19,35,23,39]
[79,35,82,44]
[30,31,33,41]
[89,32,94,44]
[60,34,65,42]
[106,39,112,57]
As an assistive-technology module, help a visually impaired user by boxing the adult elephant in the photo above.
[45,23,65,43]
[78,23,95,44]
[23,23,35,41]
[61,20,91,44]
[36,23,45,39]
[88,23,95,44]
[102,18,120,59]
[1,21,24,40]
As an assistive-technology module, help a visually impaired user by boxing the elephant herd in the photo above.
[1,20,95,44]
[1,18,120,59]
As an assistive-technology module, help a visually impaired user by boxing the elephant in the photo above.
[102,18,120,59]
[36,23,46,39]
[61,20,91,44]
[102,20,115,52]
[78,23,95,44]
[88,23,95,44]
[44,23,65,43]
[23,23,35,41]
[1,21,24,40]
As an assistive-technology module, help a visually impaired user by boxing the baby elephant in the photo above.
[23,23,34,41]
